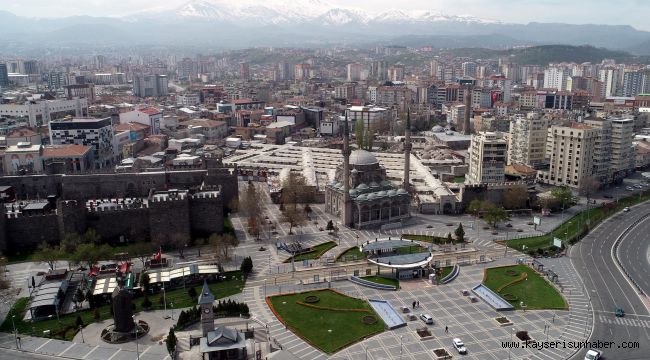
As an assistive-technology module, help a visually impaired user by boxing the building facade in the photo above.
[507,115,549,167]
[49,117,116,168]
[467,132,507,184]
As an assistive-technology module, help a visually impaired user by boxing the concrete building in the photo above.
[387,65,405,82]
[0,98,88,127]
[0,63,9,87]
[119,107,162,135]
[507,115,549,167]
[347,63,364,82]
[2,143,43,175]
[176,93,201,107]
[466,132,507,184]
[345,106,390,130]
[132,74,168,98]
[544,67,570,91]
[49,117,115,168]
[610,118,635,179]
[583,118,613,185]
[239,62,250,80]
[537,123,599,188]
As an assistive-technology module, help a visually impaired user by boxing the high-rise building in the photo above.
[294,63,311,81]
[462,62,477,78]
[610,118,635,179]
[544,67,570,91]
[370,61,386,81]
[622,70,646,97]
[0,63,8,87]
[239,62,250,80]
[507,115,549,167]
[537,123,598,188]
[132,74,168,98]
[583,118,613,185]
[467,132,507,184]
[49,117,115,168]
[599,67,622,97]
[387,65,405,82]
[346,63,364,82]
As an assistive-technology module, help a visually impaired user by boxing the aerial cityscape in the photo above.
[1,1,650,359]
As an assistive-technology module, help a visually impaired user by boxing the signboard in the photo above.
[552,238,563,248]
[533,216,541,225]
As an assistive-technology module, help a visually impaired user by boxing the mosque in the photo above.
[324,112,413,229]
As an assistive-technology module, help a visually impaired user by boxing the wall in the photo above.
[190,194,223,238]
[148,197,191,246]
[6,214,59,252]
[86,207,150,243]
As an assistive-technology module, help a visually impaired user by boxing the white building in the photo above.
[507,115,549,167]
[0,98,88,127]
[544,67,570,91]
[345,106,390,130]
[177,93,201,107]
[49,117,115,168]
[467,132,507,184]
[119,107,162,135]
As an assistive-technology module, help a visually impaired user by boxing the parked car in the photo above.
[419,314,434,324]
[584,349,602,360]
[623,207,630,212]
[635,184,643,189]
[626,186,634,191]
[452,338,467,354]
[603,194,613,199]
[615,306,625,317]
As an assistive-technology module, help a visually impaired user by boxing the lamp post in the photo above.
[133,315,140,360]
[509,327,515,360]
[399,335,403,360]
[264,279,267,298]
[584,303,589,338]
[365,346,369,360]
[171,302,174,320]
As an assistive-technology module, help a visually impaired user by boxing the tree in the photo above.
[209,233,239,261]
[73,287,85,309]
[187,287,198,299]
[355,118,365,149]
[503,185,529,210]
[483,205,509,228]
[163,232,191,259]
[33,242,61,270]
[82,228,102,245]
[446,233,453,244]
[551,186,575,210]
[467,199,484,217]
[280,172,316,208]
[166,327,177,356]
[131,242,153,269]
[364,125,374,150]
[281,206,307,235]
[326,220,334,232]
[578,176,600,203]
[140,272,151,293]
[240,256,253,277]
[74,243,112,269]
[454,223,465,242]
[241,182,263,239]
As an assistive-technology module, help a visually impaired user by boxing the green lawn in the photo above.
[452,176,466,183]
[284,241,337,263]
[360,276,400,289]
[268,289,385,353]
[336,246,366,262]
[402,234,458,244]
[483,265,567,310]
[0,271,245,341]
[505,191,650,254]
[439,266,454,279]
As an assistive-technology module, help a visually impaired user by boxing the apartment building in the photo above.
[507,115,549,167]
[537,123,598,188]
[467,132,507,184]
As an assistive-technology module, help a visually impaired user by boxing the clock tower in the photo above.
[198,280,215,337]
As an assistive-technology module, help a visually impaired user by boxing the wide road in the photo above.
[571,201,650,360]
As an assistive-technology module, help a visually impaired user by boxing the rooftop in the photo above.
[43,144,92,158]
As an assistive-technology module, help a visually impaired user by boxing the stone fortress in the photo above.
[0,159,239,253]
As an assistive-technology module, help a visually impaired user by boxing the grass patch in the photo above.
[284,241,337,263]
[0,271,245,341]
[505,191,650,254]
[402,234,458,245]
[483,265,567,310]
[267,289,385,353]
[360,276,399,289]
[452,176,466,183]
[336,246,366,262]
[439,266,454,279]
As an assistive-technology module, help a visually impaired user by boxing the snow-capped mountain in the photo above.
[147,0,499,26]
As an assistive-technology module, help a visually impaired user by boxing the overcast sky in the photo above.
[2,0,648,30]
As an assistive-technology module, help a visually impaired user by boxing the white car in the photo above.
[626,186,634,191]
[623,207,630,212]
[452,338,467,354]
[419,314,434,324]
[584,349,601,360]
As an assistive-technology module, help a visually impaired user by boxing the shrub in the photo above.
[240,256,253,277]
[188,287,198,299]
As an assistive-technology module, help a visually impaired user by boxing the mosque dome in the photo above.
[349,150,379,166]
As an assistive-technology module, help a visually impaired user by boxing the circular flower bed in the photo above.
[502,293,518,301]
[505,270,519,276]
[304,295,320,303]
[362,315,378,325]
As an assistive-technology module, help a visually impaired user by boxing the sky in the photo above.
[1,0,648,31]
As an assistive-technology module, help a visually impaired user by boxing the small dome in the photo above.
[380,180,392,187]
[349,189,358,196]
[366,193,376,200]
[432,125,444,133]
[388,190,397,196]
[357,183,369,190]
[377,191,388,197]
[369,181,380,188]
[349,150,379,166]
[357,194,367,201]
[397,188,408,194]
[351,168,359,174]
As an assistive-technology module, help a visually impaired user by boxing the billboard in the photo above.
[552,238,563,248]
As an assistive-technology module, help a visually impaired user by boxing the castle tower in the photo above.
[342,115,352,227]
[198,280,215,337]
[0,203,6,253]
[403,109,412,190]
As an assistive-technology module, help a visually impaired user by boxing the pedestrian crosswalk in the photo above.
[598,314,650,328]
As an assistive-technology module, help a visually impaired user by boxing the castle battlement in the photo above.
[87,204,149,213]
[191,191,221,200]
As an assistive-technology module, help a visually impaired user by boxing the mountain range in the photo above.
[1,0,650,56]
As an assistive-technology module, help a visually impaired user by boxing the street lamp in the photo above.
[509,327,516,360]
[171,302,175,320]
[133,315,140,360]
[264,279,267,298]
[399,335,403,360]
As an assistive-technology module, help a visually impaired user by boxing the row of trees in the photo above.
[279,173,316,235]
[467,199,510,228]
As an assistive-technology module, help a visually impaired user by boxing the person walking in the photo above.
[412,301,416,309]
[417,301,420,308]
[445,326,449,333]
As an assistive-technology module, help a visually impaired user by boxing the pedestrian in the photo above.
[412,300,416,309]
[445,326,449,333]
[417,301,420,308]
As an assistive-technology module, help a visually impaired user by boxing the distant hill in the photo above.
[447,45,650,65]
